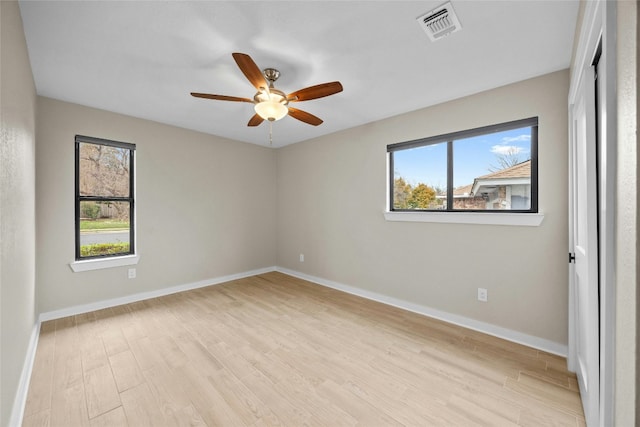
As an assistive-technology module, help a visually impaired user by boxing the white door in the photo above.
[569,65,599,426]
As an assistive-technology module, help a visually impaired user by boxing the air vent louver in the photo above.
[417,2,462,42]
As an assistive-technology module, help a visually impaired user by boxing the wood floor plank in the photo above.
[21,409,50,427]
[100,327,130,357]
[22,272,584,426]
[49,381,89,427]
[518,404,582,427]
[109,350,145,392]
[208,369,273,425]
[120,316,149,344]
[151,335,189,369]
[142,362,193,418]
[339,375,431,426]
[172,363,250,426]
[83,364,121,419]
[208,340,264,382]
[449,387,522,424]
[75,312,98,340]
[128,336,164,371]
[170,404,207,427]
[80,334,109,374]
[51,320,83,390]
[507,372,584,416]
[120,382,168,427]
[316,379,404,426]
[172,330,224,371]
[234,369,313,426]
[271,369,358,426]
[89,407,128,427]
[447,393,520,426]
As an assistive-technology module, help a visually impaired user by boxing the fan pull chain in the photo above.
[269,121,273,146]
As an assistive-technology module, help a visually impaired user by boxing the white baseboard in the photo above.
[39,266,277,322]
[10,322,41,427]
[276,267,568,357]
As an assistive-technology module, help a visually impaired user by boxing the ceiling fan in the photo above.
[191,53,343,127]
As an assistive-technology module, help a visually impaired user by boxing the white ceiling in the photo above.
[18,1,579,148]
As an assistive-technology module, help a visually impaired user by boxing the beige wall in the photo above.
[637,5,639,420]
[36,98,277,313]
[0,1,38,425]
[615,0,638,424]
[277,70,570,346]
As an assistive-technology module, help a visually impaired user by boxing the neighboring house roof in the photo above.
[442,160,532,200]
[474,160,531,181]
[453,184,474,197]
[450,160,531,199]
[470,160,531,196]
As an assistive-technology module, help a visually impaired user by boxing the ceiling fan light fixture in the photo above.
[254,89,288,121]
[191,54,342,128]
[254,100,288,121]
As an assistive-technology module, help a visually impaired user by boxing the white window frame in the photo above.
[71,135,138,272]
[385,117,543,226]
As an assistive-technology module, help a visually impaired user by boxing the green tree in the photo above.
[408,183,436,209]
[394,177,412,209]
[81,201,101,220]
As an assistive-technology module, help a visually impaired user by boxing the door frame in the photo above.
[568,1,617,425]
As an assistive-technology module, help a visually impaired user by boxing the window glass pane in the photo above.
[393,142,447,210]
[79,201,130,257]
[79,142,130,197]
[453,127,532,210]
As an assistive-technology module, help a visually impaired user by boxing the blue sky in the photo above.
[393,127,532,190]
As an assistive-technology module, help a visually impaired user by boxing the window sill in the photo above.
[69,254,139,272]
[383,211,544,226]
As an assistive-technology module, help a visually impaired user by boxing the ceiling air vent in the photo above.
[417,2,462,42]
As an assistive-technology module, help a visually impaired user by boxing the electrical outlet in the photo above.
[128,268,136,279]
[299,253,304,262]
[477,288,488,302]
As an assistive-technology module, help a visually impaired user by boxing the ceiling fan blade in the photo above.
[232,52,269,91]
[191,92,254,103]
[247,113,265,127]
[288,107,323,126]
[287,81,343,102]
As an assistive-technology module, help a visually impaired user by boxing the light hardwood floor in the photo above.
[22,272,585,426]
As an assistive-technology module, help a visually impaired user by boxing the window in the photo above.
[75,135,135,260]
[388,117,538,213]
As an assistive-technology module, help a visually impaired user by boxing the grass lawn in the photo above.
[80,219,129,231]
[80,242,130,257]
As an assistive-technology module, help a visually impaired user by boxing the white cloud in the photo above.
[501,134,531,143]
[491,145,524,155]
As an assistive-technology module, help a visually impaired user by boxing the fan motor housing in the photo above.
[263,68,280,83]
